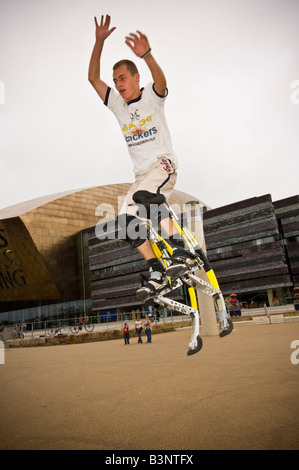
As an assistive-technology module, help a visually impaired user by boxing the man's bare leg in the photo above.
[159,217,175,237]
[136,239,157,261]
[137,217,177,263]
[136,216,195,299]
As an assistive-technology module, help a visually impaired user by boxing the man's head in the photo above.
[113,60,140,102]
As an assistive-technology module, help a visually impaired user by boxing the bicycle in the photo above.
[70,317,94,334]
[133,196,233,356]
[11,324,24,340]
[48,322,70,336]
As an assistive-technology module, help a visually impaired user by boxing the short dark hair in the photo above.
[113,59,139,76]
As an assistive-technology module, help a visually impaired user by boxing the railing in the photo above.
[235,296,299,310]
[0,310,191,341]
[1,300,298,341]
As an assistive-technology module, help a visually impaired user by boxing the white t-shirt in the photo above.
[104,82,178,176]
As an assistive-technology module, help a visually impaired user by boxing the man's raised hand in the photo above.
[94,14,116,42]
[125,31,151,57]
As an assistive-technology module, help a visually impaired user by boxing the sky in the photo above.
[0,0,298,211]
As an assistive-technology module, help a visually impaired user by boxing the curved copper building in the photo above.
[0,184,203,316]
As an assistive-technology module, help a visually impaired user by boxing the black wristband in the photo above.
[141,48,151,59]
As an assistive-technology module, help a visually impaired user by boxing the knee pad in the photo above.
[117,213,147,249]
[132,190,169,224]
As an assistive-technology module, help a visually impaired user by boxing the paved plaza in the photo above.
[0,322,298,450]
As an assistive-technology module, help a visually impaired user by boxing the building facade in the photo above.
[0,187,298,323]
[0,184,204,322]
[203,194,299,307]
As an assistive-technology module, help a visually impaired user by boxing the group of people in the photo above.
[123,315,152,345]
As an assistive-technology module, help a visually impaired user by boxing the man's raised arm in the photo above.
[88,14,116,101]
[125,31,167,97]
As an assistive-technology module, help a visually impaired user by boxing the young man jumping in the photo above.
[88,14,196,299]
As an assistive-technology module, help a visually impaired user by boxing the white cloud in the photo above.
[0,0,298,210]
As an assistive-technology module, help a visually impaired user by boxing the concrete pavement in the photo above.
[0,322,298,450]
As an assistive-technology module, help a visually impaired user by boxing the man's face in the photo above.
[113,65,140,102]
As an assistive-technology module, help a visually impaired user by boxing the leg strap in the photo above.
[133,190,169,223]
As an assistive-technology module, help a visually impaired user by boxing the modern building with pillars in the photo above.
[0,186,298,323]
[202,194,299,307]
[88,193,299,316]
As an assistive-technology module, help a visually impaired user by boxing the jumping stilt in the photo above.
[137,202,233,355]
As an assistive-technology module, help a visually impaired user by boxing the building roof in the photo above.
[0,187,89,220]
[0,184,208,221]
